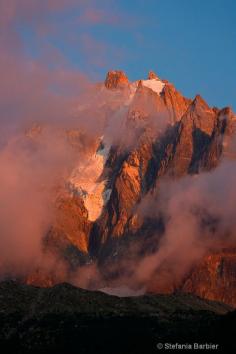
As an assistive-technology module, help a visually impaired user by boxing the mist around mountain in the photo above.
[1,3,236,354]
[0,69,236,310]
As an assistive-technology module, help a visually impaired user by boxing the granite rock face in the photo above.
[22,70,236,307]
[181,250,236,307]
[104,70,129,89]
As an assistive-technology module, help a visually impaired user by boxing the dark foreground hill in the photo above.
[0,281,235,354]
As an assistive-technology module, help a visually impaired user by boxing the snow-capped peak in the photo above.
[141,78,165,95]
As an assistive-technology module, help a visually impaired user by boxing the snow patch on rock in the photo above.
[142,79,165,94]
[67,141,111,221]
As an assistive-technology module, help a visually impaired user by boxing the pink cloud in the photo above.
[80,8,119,25]
[0,0,80,27]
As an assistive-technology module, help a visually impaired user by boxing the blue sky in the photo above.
[19,0,236,110]
[121,0,236,110]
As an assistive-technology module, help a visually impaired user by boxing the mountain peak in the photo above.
[148,71,160,80]
[104,70,129,89]
[192,94,210,110]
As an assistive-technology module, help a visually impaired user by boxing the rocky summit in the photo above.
[104,70,129,89]
[7,70,236,308]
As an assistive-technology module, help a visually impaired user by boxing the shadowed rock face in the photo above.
[21,70,236,307]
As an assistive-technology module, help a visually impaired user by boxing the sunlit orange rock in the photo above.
[21,70,236,309]
[182,250,236,307]
[104,70,129,89]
